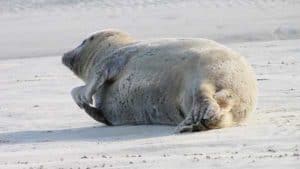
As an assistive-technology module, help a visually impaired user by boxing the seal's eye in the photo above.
[89,36,94,41]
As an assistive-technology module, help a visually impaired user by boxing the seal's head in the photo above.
[62,29,134,80]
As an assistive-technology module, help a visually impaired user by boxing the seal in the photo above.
[62,29,257,133]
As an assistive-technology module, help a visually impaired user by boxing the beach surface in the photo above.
[0,0,299,168]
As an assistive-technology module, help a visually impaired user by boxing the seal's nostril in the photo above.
[62,54,70,66]
[62,52,75,70]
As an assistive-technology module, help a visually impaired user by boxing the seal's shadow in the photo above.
[0,125,174,144]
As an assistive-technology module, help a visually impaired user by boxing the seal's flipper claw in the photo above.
[175,124,193,133]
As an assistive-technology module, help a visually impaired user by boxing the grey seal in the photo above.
[62,29,257,133]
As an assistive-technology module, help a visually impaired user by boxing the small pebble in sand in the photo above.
[129,161,134,164]
[17,161,28,164]
[293,153,300,157]
[267,148,276,153]
[193,157,200,161]
[81,156,88,159]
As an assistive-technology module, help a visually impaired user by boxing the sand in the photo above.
[0,0,299,168]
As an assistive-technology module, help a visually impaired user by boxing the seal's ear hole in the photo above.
[89,36,94,41]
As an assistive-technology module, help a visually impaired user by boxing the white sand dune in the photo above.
[0,0,299,168]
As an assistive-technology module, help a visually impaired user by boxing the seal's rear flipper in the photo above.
[175,83,235,133]
[82,104,112,126]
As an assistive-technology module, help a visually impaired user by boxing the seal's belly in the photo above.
[99,69,184,125]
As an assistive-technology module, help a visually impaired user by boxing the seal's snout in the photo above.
[62,52,74,70]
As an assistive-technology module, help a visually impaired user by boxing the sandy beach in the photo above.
[0,0,299,168]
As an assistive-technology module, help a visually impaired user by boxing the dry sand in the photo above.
[0,0,299,168]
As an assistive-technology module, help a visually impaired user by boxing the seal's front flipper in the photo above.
[84,48,136,106]
[71,86,93,108]
[72,85,112,125]
[82,103,112,126]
